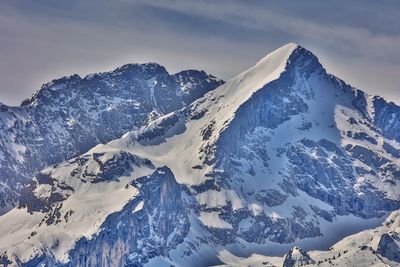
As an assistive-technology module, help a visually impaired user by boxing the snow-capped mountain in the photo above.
[0,65,223,214]
[0,43,399,266]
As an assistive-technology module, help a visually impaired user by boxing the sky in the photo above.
[0,0,399,106]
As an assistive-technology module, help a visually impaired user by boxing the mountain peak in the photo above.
[225,42,299,95]
[254,43,322,76]
[253,43,299,68]
[111,62,169,78]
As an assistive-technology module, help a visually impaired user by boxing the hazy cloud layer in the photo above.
[0,0,399,105]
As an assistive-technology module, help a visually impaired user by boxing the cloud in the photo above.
[137,0,400,62]
[0,0,399,105]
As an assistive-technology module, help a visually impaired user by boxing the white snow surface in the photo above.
[199,211,233,229]
[217,210,400,267]
[0,149,153,264]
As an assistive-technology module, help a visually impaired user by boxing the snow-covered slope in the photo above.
[218,210,400,267]
[0,65,223,214]
[0,43,399,266]
[0,149,155,264]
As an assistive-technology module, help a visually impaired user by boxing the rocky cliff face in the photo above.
[18,167,190,267]
[67,167,190,267]
[181,45,400,247]
[283,247,315,267]
[0,64,223,213]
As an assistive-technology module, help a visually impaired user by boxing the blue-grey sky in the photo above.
[0,0,399,105]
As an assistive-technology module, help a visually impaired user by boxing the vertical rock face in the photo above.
[0,65,223,213]
[373,97,400,142]
[172,70,223,105]
[65,167,189,267]
[376,233,400,262]
[283,247,315,267]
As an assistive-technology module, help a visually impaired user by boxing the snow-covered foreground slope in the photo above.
[217,210,400,267]
[0,64,223,214]
[0,43,399,266]
[0,148,155,264]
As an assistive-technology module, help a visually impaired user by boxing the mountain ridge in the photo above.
[19,62,218,108]
[0,43,399,266]
[0,62,223,214]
